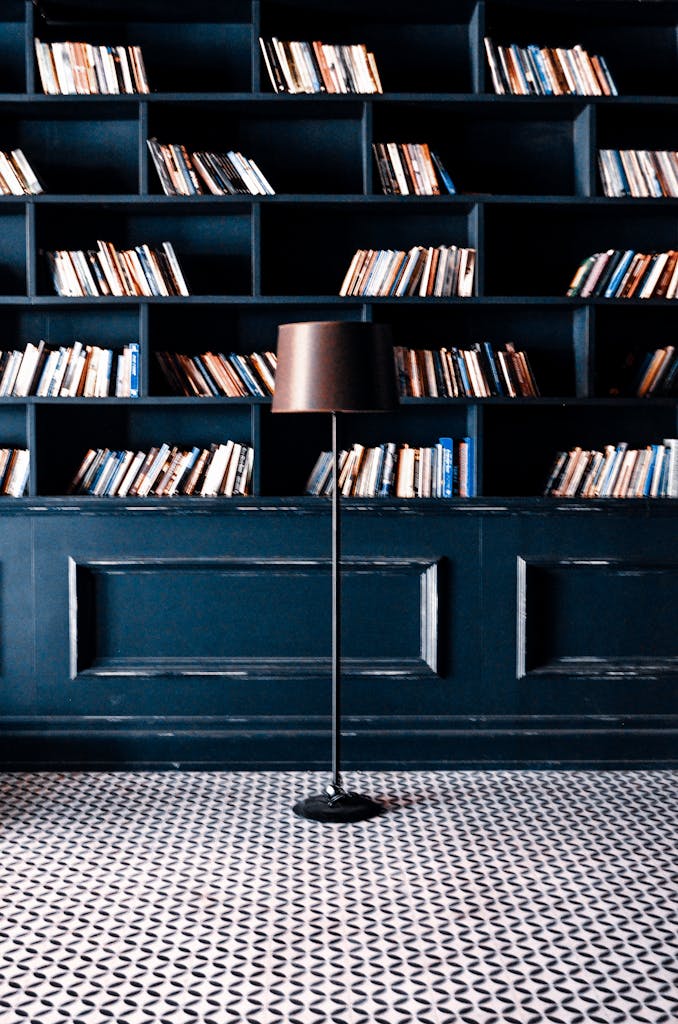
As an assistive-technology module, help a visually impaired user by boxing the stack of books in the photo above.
[0,150,42,195]
[567,249,678,300]
[598,149,678,198]
[0,341,139,398]
[147,140,274,197]
[48,241,190,298]
[544,439,678,498]
[69,440,254,498]
[484,37,617,95]
[340,245,475,298]
[35,38,149,94]
[372,144,455,196]
[395,342,539,398]
[259,37,382,94]
[0,449,29,497]
[156,350,276,398]
[306,437,475,498]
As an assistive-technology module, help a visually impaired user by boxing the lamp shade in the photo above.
[272,321,398,413]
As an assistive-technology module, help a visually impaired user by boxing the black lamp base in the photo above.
[293,783,383,823]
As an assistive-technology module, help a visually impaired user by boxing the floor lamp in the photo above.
[272,321,398,822]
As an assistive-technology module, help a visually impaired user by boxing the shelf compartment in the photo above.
[34,400,255,496]
[147,99,365,195]
[0,3,26,93]
[35,205,253,297]
[368,298,580,398]
[261,203,476,296]
[259,402,473,498]
[35,2,253,94]
[259,1,477,95]
[485,1,678,97]
[482,402,678,498]
[0,209,26,296]
[484,203,678,298]
[371,101,584,197]
[0,101,139,195]
[593,305,678,398]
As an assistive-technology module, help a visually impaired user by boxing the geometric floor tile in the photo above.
[0,770,675,1023]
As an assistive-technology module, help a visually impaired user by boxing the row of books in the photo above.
[544,439,678,499]
[0,150,42,196]
[69,440,254,498]
[156,350,276,398]
[306,438,475,499]
[631,346,678,398]
[0,449,29,497]
[372,143,455,197]
[340,246,476,298]
[147,139,274,198]
[35,38,149,95]
[260,37,382,95]
[48,241,189,298]
[598,149,678,199]
[0,341,139,399]
[394,342,539,399]
[484,38,617,97]
[567,249,678,300]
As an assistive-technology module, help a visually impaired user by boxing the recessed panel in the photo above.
[519,559,678,678]
[70,557,439,679]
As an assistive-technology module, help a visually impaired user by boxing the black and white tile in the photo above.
[0,770,675,1023]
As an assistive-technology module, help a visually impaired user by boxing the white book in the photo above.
[0,152,25,195]
[10,149,42,194]
[0,351,22,396]
[161,242,189,296]
[116,450,146,497]
[639,252,669,299]
[13,340,45,397]
[200,442,233,497]
[6,449,30,496]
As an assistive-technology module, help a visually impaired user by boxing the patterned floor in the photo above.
[0,770,675,1024]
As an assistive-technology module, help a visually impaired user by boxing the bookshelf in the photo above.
[0,0,676,768]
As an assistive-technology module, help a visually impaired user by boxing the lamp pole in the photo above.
[330,410,341,794]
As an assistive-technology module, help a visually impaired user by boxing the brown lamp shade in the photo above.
[272,321,398,413]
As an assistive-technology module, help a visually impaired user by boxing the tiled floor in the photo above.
[0,770,675,1023]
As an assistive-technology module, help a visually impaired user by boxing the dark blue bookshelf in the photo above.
[0,0,674,768]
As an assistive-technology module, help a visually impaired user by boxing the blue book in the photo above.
[430,151,456,195]
[604,249,635,298]
[129,342,140,398]
[438,436,454,498]
[527,44,553,95]
[643,446,657,497]
[464,436,476,497]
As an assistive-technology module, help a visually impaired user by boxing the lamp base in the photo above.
[293,782,383,823]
